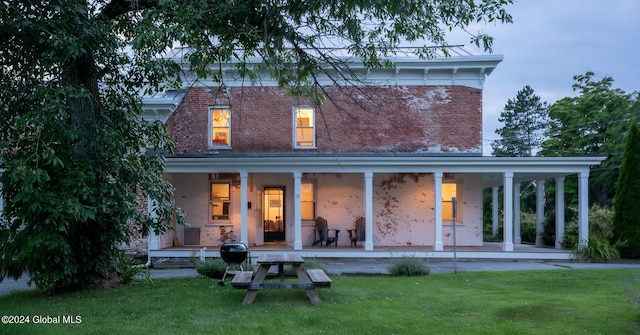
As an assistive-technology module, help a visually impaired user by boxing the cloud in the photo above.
[451,0,640,154]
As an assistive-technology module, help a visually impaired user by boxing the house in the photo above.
[140,46,604,262]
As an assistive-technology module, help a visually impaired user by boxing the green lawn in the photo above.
[1,269,639,335]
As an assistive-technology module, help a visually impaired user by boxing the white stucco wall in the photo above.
[168,172,483,247]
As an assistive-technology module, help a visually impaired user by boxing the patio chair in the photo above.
[312,217,339,247]
[348,216,365,247]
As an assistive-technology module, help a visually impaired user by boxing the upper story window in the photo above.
[209,106,231,148]
[294,106,315,148]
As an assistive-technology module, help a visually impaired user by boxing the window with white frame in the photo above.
[301,181,316,220]
[442,182,461,222]
[210,181,231,221]
[210,106,231,148]
[294,106,315,148]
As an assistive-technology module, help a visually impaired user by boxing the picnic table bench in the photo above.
[229,254,331,304]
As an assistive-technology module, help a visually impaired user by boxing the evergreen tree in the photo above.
[492,85,548,157]
[613,120,640,258]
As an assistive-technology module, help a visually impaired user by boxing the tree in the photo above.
[613,120,640,258]
[540,72,640,207]
[0,0,513,291]
[492,85,548,157]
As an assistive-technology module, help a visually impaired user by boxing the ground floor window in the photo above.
[210,180,231,221]
[442,182,460,222]
[301,180,316,220]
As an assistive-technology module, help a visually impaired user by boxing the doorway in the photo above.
[263,187,285,242]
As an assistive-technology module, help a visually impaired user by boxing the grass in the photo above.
[1,269,639,334]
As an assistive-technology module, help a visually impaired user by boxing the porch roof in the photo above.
[163,154,606,187]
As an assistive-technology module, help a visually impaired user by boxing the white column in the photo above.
[503,172,514,251]
[434,172,444,251]
[240,171,249,246]
[364,172,374,251]
[514,183,521,244]
[491,186,499,236]
[555,177,565,249]
[293,171,303,250]
[147,197,160,250]
[535,180,545,247]
[578,172,589,249]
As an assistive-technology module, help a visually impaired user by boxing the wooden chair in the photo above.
[312,217,340,247]
[348,216,365,247]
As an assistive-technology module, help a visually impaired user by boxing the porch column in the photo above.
[555,177,565,249]
[364,171,374,251]
[240,171,249,246]
[491,186,499,236]
[293,171,303,250]
[514,183,521,244]
[578,172,589,249]
[502,172,514,251]
[147,197,160,250]
[434,172,444,251]
[535,180,545,247]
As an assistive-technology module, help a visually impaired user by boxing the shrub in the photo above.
[114,252,150,285]
[388,257,430,276]
[196,259,228,278]
[565,205,622,262]
[573,235,621,262]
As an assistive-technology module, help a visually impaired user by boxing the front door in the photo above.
[263,187,285,242]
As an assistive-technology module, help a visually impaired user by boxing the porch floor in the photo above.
[151,242,574,261]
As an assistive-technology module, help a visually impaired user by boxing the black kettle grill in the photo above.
[218,242,248,286]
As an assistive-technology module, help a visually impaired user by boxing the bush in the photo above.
[564,205,622,262]
[388,257,430,276]
[196,259,228,278]
[573,235,621,262]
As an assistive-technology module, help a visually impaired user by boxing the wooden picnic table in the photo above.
[232,253,329,305]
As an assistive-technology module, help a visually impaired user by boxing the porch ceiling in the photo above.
[163,154,606,186]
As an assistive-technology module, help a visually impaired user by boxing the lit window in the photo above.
[210,107,231,148]
[294,106,315,148]
[210,181,231,221]
[301,181,316,220]
[442,183,459,222]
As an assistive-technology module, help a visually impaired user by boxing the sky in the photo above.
[445,0,640,155]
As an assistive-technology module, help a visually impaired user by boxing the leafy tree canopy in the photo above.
[0,0,513,291]
[541,72,640,206]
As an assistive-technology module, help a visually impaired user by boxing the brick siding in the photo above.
[167,85,482,154]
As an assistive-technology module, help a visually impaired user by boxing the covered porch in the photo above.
[147,155,605,260]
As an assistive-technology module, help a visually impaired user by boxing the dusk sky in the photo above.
[446,0,640,155]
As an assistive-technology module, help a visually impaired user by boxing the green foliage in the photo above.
[492,85,549,157]
[196,259,228,279]
[388,257,430,276]
[563,205,622,262]
[541,72,640,207]
[115,253,151,285]
[613,120,640,258]
[0,0,513,291]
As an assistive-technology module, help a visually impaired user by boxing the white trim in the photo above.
[208,106,232,149]
[503,172,514,252]
[555,176,565,249]
[292,106,316,149]
[433,172,444,251]
[535,180,545,247]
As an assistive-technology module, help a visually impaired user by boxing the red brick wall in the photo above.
[167,85,482,154]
